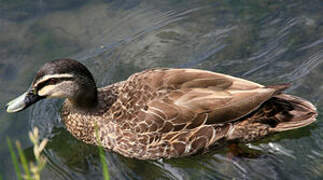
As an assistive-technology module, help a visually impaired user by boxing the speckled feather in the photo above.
[61,68,317,160]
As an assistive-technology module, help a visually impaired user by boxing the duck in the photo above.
[6,58,317,160]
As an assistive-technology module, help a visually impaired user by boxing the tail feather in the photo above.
[259,94,317,132]
[270,94,317,132]
[224,93,317,142]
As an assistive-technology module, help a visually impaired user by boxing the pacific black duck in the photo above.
[7,59,317,159]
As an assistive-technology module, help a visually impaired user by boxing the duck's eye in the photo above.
[48,78,58,85]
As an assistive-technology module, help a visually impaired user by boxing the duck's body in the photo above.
[7,59,317,160]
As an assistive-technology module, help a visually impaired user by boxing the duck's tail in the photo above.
[260,94,317,132]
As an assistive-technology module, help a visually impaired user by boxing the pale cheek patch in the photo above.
[38,85,65,98]
[38,85,54,96]
[49,91,66,98]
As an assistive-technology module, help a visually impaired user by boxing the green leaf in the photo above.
[99,146,110,180]
[6,137,22,180]
[16,141,32,180]
[95,125,110,180]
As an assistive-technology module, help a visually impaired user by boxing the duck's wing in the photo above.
[122,69,289,158]
[134,69,287,131]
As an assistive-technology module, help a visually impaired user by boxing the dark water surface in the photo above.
[0,0,322,179]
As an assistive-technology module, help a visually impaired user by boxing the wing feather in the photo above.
[131,69,279,135]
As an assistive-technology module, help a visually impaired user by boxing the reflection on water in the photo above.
[0,0,322,179]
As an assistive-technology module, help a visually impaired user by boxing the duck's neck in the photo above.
[70,87,98,111]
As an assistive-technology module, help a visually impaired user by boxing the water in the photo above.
[0,0,322,179]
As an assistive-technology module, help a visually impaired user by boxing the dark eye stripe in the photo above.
[36,77,73,91]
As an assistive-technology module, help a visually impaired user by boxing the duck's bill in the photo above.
[6,90,44,113]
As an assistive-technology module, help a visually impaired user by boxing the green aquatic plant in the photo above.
[7,127,48,180]
[98,141,110,180]
[7,137,22,180]
[16,141,32,180]
[95,125,110,180]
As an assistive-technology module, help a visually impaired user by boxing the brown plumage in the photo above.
[7,59,318,159]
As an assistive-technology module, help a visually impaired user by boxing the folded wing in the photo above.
[135,69,285,132]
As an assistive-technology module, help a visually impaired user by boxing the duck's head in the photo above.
[6,59,98,113]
